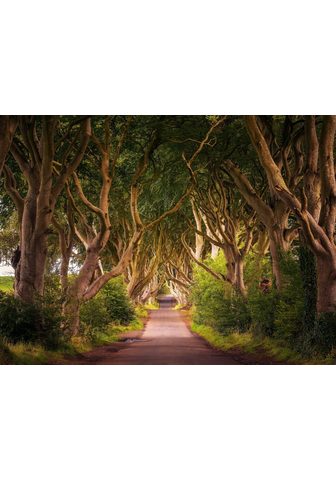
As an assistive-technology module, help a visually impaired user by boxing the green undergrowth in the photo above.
[134,302,158,318]
[1,317,144,365]
[190,250,336,360]
[191,322,335,365]
[174,303,184,310]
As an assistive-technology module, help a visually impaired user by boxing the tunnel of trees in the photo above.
[0,115,335,358]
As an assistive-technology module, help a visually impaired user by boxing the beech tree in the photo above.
[244,115,336,313]
[182,183,254,297]
[2,116,91,302]
[58,118,191,335]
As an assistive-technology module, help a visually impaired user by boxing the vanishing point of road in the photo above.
[74,295,244,365]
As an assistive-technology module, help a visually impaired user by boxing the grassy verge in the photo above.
[191,322,335,365]
[1,317,145,365]
[0,276,14,293]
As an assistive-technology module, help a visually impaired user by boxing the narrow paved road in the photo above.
[75,295,242,365]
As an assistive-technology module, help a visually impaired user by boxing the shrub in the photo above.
[158,284,171,295]
[248,287,278,337]
[191,250,307,347]
[229,293,251,333]
[191,252,248,334]
[79,296,110,340]
[0,291,63,349]
[273,252,304,344]
[80,277,135,339]
[103,278,135,326]
[314,313,336,354]
[0,339,13,364]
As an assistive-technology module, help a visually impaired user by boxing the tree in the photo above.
[3,116,91,302]
[245,115,336,313]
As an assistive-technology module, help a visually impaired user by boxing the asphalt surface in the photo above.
[75,295,242,365]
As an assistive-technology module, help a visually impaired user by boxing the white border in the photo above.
[1,1,336,479]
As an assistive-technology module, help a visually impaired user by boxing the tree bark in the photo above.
[0,116,17,176]
[316,256,336,312]
[234,256,247,297]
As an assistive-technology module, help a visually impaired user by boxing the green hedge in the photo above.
[190,250,320,352]
[80,277,135,339]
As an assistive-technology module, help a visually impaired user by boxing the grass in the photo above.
[0,276,14,292]
[1,317,145,365]
[146,302,159,310]
[191,322,335,365]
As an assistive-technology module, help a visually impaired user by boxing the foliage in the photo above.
[314,312,336,354]
[80,277,135,339]
[0,339,13,364]
[191,322,334,365]
[0,318,145,365]
[273,252,304,343]
[248,287,278,337]
[79,297,110,340]
[103,279,135,325]
[191,252,250,334]
[0,291,63,349]
[158,284,171,294]
[191,250,308,349]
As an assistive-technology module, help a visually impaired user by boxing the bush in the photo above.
[273,252,304,343]
[248,287,278,337]
[103,279,135,326]
[230,293,251,333]
[191,252,249,334]
[314,312,336,354]
[79,296,110,340]
[247,252,305,342]
[0,291,63,349]
[190,245,336,359]
[191,250,307,348]
[158,284,171,295]
[80,277,135,339]
[0,339,13,364]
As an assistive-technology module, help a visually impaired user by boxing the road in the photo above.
[74,295,243,365]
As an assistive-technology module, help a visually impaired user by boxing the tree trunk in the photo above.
[210,243,219,258]
[269,235,283,290]
[15,236,49,302]
[233,257,247,297]
[60,252,71,297]
[14,189,50,302]
[63,249,100,335]
[316,256,336,313]
[222,245,236,284]
[299,243,317,335]
[63,295,81,337]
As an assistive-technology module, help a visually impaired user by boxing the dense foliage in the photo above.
[190,250,332,355]
[80,278,135,339]
[0,291,62,348]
